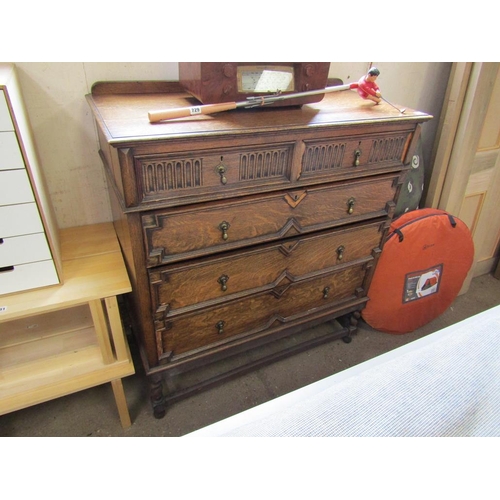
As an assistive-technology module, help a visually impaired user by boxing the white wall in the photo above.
[13,62,451,229]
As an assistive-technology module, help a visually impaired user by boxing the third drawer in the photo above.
[149,219,385,317]
[154,260,371,363]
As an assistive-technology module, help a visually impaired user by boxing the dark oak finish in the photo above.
[149,221,385,316]
[86,82,432,418]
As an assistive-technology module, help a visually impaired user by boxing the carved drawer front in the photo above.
[136,142,294,205]
[143,173,398,266]
[149,220,383,316]
[156,262,368,362]
[300,130,410,179]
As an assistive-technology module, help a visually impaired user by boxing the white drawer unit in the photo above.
[0,63,61,295]
[0,89,13,131]
[0,132,25,170]
[0,260,59,295]
[0,232,53,267]
[0,203,44,237]
[0,169,36,205]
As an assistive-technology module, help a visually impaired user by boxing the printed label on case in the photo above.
[403,264,442,303]
[189,106,202,115]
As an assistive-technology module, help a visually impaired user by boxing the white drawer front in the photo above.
[0,259,59,296]
[0,203,44,237]
[0,131,25,171]
[0,169,35,206]
[0,90,14,132]
[0,233,52,267]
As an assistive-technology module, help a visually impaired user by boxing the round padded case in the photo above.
[362,208,474,334]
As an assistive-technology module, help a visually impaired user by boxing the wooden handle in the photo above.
[148,102,238,123]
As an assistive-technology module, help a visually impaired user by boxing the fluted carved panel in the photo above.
[239,148,290,180]
[141,158,203,195]
[368,136,407,164]
[302,142,347,173]
[302,133,408,177]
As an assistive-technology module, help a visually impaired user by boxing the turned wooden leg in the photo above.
[149,372,167,419]
[342,311,361,343]
[350,311,361,331]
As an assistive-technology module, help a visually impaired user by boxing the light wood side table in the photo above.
[0,222,135,429]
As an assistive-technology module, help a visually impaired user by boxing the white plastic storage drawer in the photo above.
[0,131,25,171]
[0,203,44,237]
[0,90,13,131]
[0,169,35,206]
[0,260,59,295]
[0,233,53,268]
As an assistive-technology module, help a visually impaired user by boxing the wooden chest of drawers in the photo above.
[87,81,431,418]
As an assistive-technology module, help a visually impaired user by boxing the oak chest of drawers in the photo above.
[87,81,431,418]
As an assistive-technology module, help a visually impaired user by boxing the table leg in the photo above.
[110,378,132,429]
[89,299,114,364]
[105,296,129,362]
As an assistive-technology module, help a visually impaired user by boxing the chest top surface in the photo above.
[86,82,432,145]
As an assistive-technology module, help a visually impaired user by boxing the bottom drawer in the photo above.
[0,260,59,296]
[157,262,369,362]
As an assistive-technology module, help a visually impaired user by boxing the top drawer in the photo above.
[300,131,410,180]
[120,127,412,208]
[133,140,295,207]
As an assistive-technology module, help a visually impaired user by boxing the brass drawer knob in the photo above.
[216,164,227,185]
[354,149,362,166]
[218,274,229,292]
[347,197,356,214]
[323,286,330,299]
[216,320,225,335]
[336,245,345,261]
[219,221,230,240]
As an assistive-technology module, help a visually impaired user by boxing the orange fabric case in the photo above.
[362,209,474,334]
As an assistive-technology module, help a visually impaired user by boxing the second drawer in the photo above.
[143,173,398,266]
